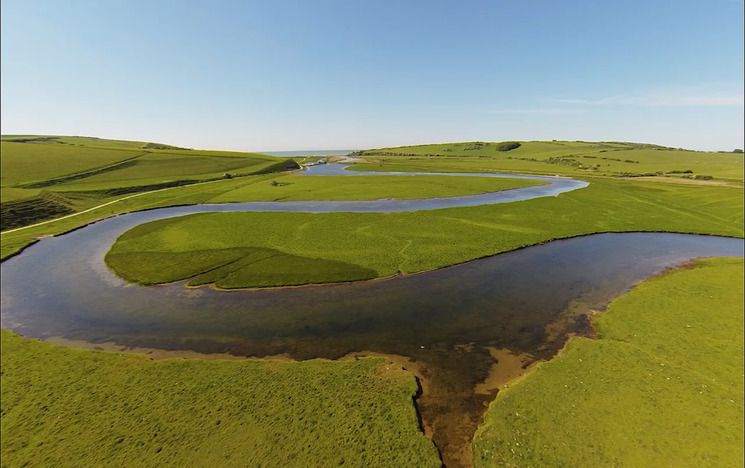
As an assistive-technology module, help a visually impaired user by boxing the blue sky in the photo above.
[2,0,743,151]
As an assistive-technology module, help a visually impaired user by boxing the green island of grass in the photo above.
[0,331,440,467]
[105,176,742,288]
[473,257,744,466]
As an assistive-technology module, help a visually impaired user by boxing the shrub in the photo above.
[495,141,521,152]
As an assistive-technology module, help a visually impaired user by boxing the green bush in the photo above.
[495,141,521,152]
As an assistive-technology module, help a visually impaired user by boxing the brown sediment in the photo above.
[543,300,596,343]
[341,348,546,468]
[473,348,540,395]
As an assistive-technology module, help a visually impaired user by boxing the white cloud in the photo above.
[552,88,744,107]
[487,108,580,114]
[551,97,622,105]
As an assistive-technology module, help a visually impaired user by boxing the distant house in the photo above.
[302,158,327,167]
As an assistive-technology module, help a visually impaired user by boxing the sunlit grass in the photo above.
[473,257,744,466]
[0,331,440,467]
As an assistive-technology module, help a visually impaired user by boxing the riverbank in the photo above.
[473,257,744,466]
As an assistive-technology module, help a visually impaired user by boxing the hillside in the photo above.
[0,135,297,230]
[352,140,744,182]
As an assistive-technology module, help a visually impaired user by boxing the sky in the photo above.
[1,0,743,151]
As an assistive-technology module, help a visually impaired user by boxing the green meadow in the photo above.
[106,176,743,288]
[473,257,744,467]
[0,330,440,467]
[0,135,291,230]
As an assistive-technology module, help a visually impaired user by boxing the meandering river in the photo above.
[1,165,742,467]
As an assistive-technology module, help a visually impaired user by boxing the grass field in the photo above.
[352,140,744,182]
[473,257,744,467]
[0,136,283,198]
[0,135,291,230]
[106,176,743,288]
[0,330,440,467]
[1,135,178,148]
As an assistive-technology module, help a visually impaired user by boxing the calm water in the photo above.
[1,165,741,466]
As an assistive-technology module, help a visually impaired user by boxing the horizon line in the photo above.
[1,133,743,154]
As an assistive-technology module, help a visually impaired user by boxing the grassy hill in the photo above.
[1,134,161,148]
[0,135,296,230]
[353,140,745,182]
